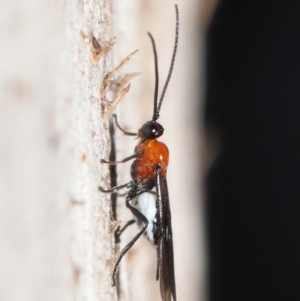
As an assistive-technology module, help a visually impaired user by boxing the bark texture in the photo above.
[62,1,117,300]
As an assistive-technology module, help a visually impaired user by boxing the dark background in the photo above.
[205,1,300,300]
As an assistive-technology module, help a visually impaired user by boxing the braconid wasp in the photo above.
[99,5,179,301]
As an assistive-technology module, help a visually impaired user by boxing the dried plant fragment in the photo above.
[91,36,116,62]
[100,49,139,117]
[103,84,130,119]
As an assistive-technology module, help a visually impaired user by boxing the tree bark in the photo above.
[61,1,124,300]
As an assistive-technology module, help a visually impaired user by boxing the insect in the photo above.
[99,5,179,301]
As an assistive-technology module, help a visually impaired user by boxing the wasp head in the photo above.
[138,121,164,140]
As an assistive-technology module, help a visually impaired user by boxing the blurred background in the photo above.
[1,0,300,301]
[205,1,300,301]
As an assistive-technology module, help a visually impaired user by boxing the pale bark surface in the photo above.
[0,0,208,300]
[61,1,117,300]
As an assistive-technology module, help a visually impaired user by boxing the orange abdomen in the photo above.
[133,140,169,181]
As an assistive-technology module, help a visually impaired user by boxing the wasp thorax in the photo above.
[139,121,164,140]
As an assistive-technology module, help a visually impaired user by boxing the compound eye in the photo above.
[140,121,164,139]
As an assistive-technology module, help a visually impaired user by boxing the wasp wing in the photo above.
[156,172,176,301]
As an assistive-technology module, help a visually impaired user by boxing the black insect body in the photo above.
[100,5,179,301]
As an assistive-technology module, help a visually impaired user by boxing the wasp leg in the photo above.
[111,196,149,286]
[115,219,135,243]
[112,114,136,136]
[99,181,133,193]
[101,153,140,165]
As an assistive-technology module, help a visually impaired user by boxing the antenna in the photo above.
[148,33,160,121]
[155,4,179,121]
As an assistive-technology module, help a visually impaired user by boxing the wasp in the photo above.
[99,5,179,301]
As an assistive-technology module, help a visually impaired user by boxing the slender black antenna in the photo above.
[148,32,160,121]
[154,4,179,121]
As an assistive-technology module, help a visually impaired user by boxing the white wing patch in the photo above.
[131,192,157,245]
